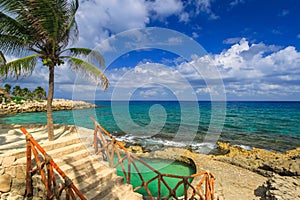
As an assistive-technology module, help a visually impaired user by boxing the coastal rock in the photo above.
[10,178,26,196]
[262,174,300,200]
[1,157,16,168]
[0,174,12,193]
[0,99,96,115]
[214,142,300,176]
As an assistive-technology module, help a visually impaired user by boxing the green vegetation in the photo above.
[0,0,108,141]
[1,83,47,104]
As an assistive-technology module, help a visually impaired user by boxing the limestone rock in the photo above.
[263,174,300,200]
[0,174,12,193]
[2,157,16,168]
[0,99,96,115]
[0,192,24,200]
[215,142,300,176]
[11,178,26,196]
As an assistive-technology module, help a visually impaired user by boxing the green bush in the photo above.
[11,96,26,104]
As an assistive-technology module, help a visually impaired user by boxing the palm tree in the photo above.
[4,83,11,94]
[22,87,32,100]
[12,85,22,97]
[0,0,108,140]
[33,86,47,100]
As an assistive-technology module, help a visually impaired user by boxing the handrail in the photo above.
[90,117,215,200]
[20,128,87,200]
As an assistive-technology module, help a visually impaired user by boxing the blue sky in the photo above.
[2,0,300,101]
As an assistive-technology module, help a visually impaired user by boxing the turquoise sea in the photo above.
[1,101,300,153]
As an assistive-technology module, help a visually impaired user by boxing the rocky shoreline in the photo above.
[0,124,299,199]
[0,99,96,115]
[122,141,300,199]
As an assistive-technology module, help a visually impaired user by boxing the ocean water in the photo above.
[1,101,300,153]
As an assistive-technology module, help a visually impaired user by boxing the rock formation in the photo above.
[0,99,96,115]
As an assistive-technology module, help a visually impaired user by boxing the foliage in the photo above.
[0,0,108,87]
[7,85,46,101]
[33,86,47,100]
[0,0,109,140]
[4,83,11,94]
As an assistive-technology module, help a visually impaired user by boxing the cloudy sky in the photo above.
[3,0,300,101]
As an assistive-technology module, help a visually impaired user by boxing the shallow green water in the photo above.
[113,157,196,198]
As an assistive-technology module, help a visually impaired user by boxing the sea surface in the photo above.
[1,101,300,153]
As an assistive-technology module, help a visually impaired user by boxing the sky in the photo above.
[2,0,300,101]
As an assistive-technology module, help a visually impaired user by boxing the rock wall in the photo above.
[0,99,96,115]
[0,156,46,200]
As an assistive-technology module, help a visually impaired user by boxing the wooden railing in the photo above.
[90,117,215,200]
[20,128,87,200]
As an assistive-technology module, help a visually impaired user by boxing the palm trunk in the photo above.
[47,65,55,141]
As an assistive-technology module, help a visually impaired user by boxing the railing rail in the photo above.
[90,117,215,200]
[20,128,87,200]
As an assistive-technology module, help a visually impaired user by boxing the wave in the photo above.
[115,133,217,154]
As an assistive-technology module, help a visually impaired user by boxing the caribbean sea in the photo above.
[1,101,299,153]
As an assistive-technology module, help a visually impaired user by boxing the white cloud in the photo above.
[211,39,300,99]
[188,0,219,19]
[76,0,150,48]
[179,12,190,23]
[192,32,199,39]
[223,37,243,44]
[278,9,290,17]
[76,0,187,48]
[148,0,183,17]
[230,0,245,7]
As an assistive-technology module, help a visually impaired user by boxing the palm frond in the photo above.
[68,57,108,90]
[0,1,24,15]
[64,48,105,67]
[0,51,6,65]
[64,0,79,45]
[0,34,31,55]
[0,54,38,80]
[0,12,26,36]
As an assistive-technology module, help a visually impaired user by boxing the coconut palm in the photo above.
[21,87,32,99]
[33,86,47,100]
[12,85,22,97]
[4,83,11,94]
[0,0,108,140]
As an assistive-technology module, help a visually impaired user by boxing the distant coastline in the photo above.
[0,99,96,115]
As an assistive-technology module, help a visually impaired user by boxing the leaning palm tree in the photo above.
[33,86,47,100]
[0,0,108,140]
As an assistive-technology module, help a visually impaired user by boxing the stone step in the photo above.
[83,175,126,200]
[7,135,88,159]
[7,131,143,200]
[16,142,87,165]
[61,161,110,185]
[54,148,101,166]
[40,137,86,152]
[102,183,143,200]
[77,171,122,196]
[46,155,118,197]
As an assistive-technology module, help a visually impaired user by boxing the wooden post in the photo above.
[25,136,33,196]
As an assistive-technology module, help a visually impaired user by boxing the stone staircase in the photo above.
[2,126,142,200]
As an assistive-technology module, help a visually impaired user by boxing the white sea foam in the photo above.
[115,134,218,154]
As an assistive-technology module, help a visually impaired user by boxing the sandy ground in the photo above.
[0,124,267,200]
